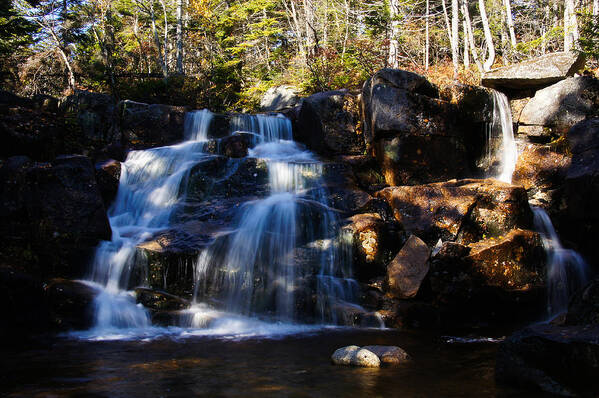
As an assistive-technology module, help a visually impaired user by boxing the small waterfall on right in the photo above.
[532,207,589,316]
[489,90,518,183]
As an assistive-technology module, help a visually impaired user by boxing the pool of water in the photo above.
[1,329,541,397]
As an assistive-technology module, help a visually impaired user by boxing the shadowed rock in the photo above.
[387,235,430,299]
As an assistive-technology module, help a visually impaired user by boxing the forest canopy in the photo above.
[1,0,596,111]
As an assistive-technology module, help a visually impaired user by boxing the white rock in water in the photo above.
[331,346,381,367]
[331,345,360,365]
[351,348,381,367]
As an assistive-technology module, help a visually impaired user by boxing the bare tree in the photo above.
[564,0,579,51]
[504,0,517,48]
[441,0,459,76]
[388,0,401,68]
[479,0,495,71]
[176,0,184,74]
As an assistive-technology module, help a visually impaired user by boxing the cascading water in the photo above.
[85,110,215,332]
[82,109,362,338]
[189,116,357,326]
[532,208,589,316]
[489,90,518,183]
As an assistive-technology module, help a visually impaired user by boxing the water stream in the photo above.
[81,110,363,339]
[489,90,518,183]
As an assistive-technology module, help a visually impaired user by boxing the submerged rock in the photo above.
[387,235,430,299]
[496,323,599,396]
[481,51,585,91]
[331,345,381,367]
[134,287,190,311]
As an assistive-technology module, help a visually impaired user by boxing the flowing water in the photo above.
[81,110,362,339]
[532,207,589,316]
[489,90,518,183]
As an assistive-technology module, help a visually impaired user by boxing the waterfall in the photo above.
[489,90,518,183]
[190,115,357,325]
[84,109,360,335]
[86,110,214,331]
[532,208,589,316]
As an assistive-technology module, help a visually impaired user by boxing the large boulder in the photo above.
[362,69,494,186]
[0,155,111,278]
[59,90,118,144]
[45,278,99,330]
[496,323,599,396]
[375,179,533,246]
[482,51,585,92]
[386,235,430,299]
[117,100,189,149]
[429,231,546,326]
[295,90,364,157]
[260,86,300,112]
[518,76,599,137]
[558,118,599,263]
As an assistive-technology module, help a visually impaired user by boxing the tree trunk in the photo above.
[159,0,169,74]
[388,0,401,68]
[504,0,517,47]
[451,0,460,76]
[479,0,496,71]
[441,0,458,76]
[150,2,168,78]
[425,0,430,70]
[564,0,579,51]
[594,0,598,15]
[463,0,483,72]
[463,12,469,68]
[176,0,184,74]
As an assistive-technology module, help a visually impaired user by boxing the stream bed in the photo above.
[2,329,543,397]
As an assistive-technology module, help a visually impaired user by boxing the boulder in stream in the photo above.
[331,345,381,367]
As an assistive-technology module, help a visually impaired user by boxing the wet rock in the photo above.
[566,277,599,326]
[387,235,430,299]
[375,179,532,246]
[95,159,121,205]
[518,76,599,137]
[0,266,50,339]
[342,213,402,281]
[428,233,546,327]
[0,155,111,278]
[295,90,364,157]
[362,345,411,364]
[134,287,190,311]
[334,155,386,192]
[45,279,99,330]
[512,144,570,208]
[331,346,381,367]
[466,229,545,290]
[117,100,189,149]
[496,323,599,396]
[482,51,585,91]
[260,86,300,112]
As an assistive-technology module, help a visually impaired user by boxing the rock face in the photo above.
[518,77,599,136]
[362,69,494,186]
[95,159,121,206]
[45,279,99,330]
[59,90,119,144]
[341,212,403,281]
[295,90,364,157]
[0,155,111,278]
[428,230,546,326]
[331,346,381,367]
[496,324,599,396]
[375,179,532,246]
[482,51,585,91]
[117,100,189,149]
[260,86,300,112]
[387,235,430,299]
[566,277,599,326]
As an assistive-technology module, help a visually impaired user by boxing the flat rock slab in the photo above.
[481,52,585,91]
[387,235,430,299]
